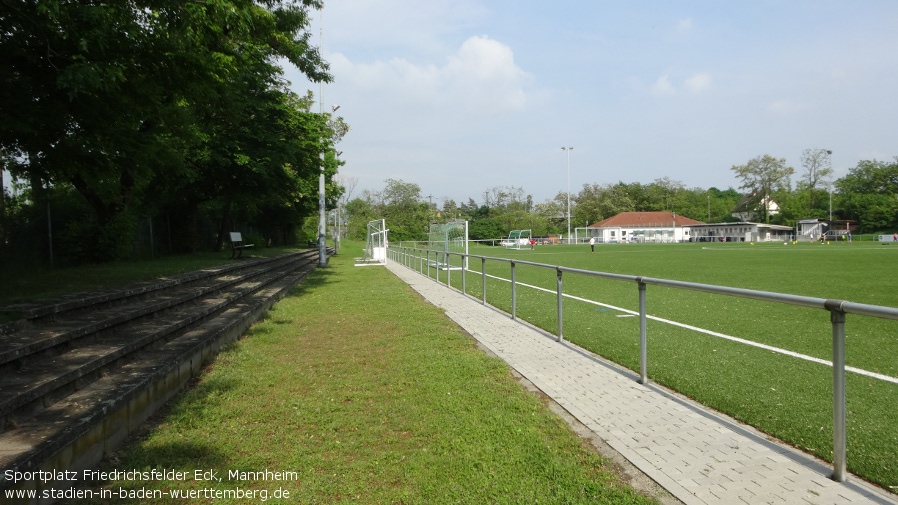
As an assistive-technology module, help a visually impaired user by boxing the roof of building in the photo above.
[589,212,705,228]
[692,221,794,231]
[733,193,779,213]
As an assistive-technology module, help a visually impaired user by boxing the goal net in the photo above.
[358,219,388,266]
[428,220,468,270]
[503,229,532,250]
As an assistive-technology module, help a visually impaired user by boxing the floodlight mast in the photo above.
[561,147,573,244]
[320,104,341,264]
[318,151,326,265]
[826,150,833,228]
[317,9,326,266]
[316,4,341,266]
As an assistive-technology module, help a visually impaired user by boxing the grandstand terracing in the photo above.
[0,250,327,501]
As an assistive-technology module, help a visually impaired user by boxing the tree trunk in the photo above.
[0,160,5,250]
[215,198,233,253]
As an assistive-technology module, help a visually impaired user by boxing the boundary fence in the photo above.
[387,245,898,483]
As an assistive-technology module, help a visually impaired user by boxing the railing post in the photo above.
[638,280,648,384]
[462,254,467,295]
[511,262,517,320]
[446,252,451,287]
[481,258,487,305]
[556,268,563,342]
[829,304,847,482]
[426,250,431,278]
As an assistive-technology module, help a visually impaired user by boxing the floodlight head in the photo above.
[332,104,340,112]
[826,150,832,155]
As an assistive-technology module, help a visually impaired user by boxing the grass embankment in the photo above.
[72,246,658,504]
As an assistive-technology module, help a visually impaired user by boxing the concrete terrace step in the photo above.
[0,253,305,369]
[0,253,296,334]
[0,250,325,502]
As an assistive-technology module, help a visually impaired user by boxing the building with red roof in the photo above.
[586,212,703,243]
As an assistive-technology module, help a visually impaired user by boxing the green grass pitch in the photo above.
[426,240,898,490]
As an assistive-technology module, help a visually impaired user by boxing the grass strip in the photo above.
[76,247,659,504]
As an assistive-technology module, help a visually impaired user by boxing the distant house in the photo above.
[732,194,779,221]
[586,212,704,243]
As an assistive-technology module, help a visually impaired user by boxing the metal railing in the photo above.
[387,245,898,483]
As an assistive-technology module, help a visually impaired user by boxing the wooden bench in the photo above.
[228,232,254,258]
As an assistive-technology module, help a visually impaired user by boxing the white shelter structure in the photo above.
[797,219,828,241]
[689,222,794,243]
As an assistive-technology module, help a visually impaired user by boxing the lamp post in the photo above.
[561,147,573,244]
[334,150,342,254]
[826,150,833,231]
[318,104,340,266]
[318,154,327,266]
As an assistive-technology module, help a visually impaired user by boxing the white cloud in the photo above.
[444,36,530,112]
[648,73,710,96]
[677,17,694,33]
[685,73,711,92]
[320,0,489,58]
[766,99,808,116]
[651,75,676,96]
[330,35,530,115]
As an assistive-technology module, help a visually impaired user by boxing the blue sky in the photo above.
[286,1,898,207]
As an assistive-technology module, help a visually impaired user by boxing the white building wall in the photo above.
[594,226,691,243]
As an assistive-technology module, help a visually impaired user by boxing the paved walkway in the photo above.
[386,261,897,505]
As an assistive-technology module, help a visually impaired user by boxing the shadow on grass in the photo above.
[72,440,233,504]
[281,260,338,299]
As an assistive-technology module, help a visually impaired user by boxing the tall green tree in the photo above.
[800,148,834,212]
[730,155,795,223]
[1,0,331,258]
[835,158,898,232]
[573,182,636,225]
[372,179,433,242]
[573,183,605,227]
[480,186,531,232]
[343,197,376,241]
[705,187,742,222]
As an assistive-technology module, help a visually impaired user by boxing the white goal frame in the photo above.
[357,219,388,266]
[428,220,468,270]
[504,229,532,250]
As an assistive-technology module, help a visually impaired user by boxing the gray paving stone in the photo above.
[387,262,898,505]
